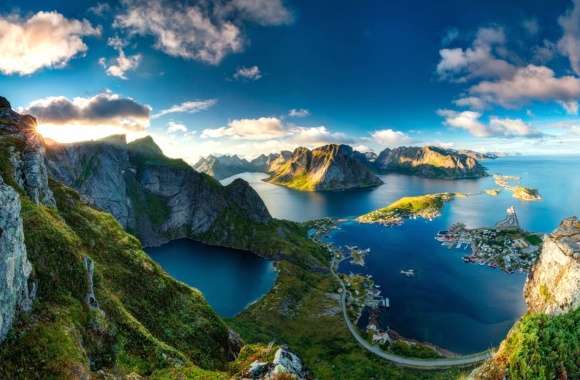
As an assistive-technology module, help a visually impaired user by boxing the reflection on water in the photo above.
[222,156,580,352]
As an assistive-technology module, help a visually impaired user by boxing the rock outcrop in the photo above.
[0,97,55,207]
[0,174,33,342]
[265,144,383,191]
[242,346,308,379]
[374,146,487,179]
[471,217,580,379]
[46,135,272,247]
[524,217,579,315]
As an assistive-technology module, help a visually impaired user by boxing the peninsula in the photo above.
[357,192,458,225]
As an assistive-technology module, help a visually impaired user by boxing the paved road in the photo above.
[330,256,492,370]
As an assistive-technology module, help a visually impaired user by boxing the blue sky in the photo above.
[1,0,580,161]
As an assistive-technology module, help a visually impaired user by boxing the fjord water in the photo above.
[147,240,277,317]
[222,156,580,353]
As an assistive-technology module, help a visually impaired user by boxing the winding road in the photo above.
[330,255,493,369]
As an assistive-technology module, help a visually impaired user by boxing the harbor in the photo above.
[435,207,542,273]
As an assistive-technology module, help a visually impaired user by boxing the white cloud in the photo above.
[522,18,539,35]
[442,27,459,46]
[233,65,262,80]
[89,3,111,17]
[288,126,351,145]
[202,117,286,140]
[370,129,412,146]
[559,100,579,115]
[166,121,188,133]
[453,96,487,110]
[115,0,291,65]
[436,26,515,82]
[23,92,151,142]
[288,108,310,117]
[0,11,100,75]
[353,144,373,153]
[437,109,542,138]
[227,0,293,26]
[152,99,217,118]
[463,65,580,111]
[558,0,580,75]
[99,37,142,79]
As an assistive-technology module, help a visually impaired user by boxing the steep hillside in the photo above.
[375,146,487,179]
[46,134,274,246]
[265,144,383,191]
[0,97,316,379]
[472,217,580,380]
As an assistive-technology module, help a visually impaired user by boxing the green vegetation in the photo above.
[512,186,541,201]
[126,175,171,227]
[525,233,543,246]
[358,193,456,224]
[482,308,579,380]
[196,205,329,268]
[389,341,443,359]
[128,136,190,171]
[0,135,26,190]
[74,154,97,188]
[0,176,234,378]
[266,161,317,191]
[230,260,470,379]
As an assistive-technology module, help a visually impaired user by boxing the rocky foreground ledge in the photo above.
[472,217,580,379]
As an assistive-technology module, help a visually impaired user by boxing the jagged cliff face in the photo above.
[0,97,312,378]
[524,217,580,315]
[375,146,487,179]
[0,97,57,342]
[265,144,383,191]
[0,174,33,342]
[0,98,55,207]
[46,135,272,247]
[472,217,580,380]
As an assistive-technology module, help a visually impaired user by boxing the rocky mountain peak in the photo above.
[127,135,164,157]
[46,133,273,247]
[0,97,55,207]
[0,96,11,109]
[266,143,383,191]
[374,145,487,179]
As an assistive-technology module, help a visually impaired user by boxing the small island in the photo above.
[357,193,458,225]
[513,186,542,201]
[485,188,501,196]
[493,175,541,201]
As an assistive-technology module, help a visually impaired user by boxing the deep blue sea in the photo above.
[221,155,580,353]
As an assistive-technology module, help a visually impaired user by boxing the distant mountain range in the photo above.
[194,144,490,191]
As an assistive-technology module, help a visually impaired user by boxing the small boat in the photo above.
[400,269,415,277]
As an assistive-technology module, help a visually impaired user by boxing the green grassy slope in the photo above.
[476,308,579,380]
[0,179,235,378]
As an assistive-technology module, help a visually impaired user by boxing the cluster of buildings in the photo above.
[436,207,542,273]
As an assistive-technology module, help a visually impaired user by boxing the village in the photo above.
[435,206,543,273]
